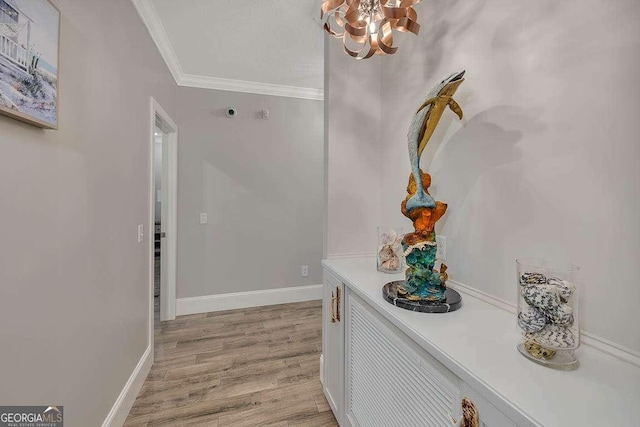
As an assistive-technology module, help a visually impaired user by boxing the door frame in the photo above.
[148,97,178,351]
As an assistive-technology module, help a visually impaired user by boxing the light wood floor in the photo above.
[124,300,338,427]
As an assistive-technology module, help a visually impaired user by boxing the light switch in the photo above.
[137,224,144,243]
[200,213,208,224]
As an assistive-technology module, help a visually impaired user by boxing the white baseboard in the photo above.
[176,284,323,316]
[327,252,376,259]
[319,354,324,385]
[448,279,640,368]
[447,279,516,314]
[580,331,640,368]
[102,345,152,427]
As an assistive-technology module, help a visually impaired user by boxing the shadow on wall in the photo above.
[432,105,546,232]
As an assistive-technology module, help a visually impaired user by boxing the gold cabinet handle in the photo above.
[335,286,341,322]
[330,286,341,323]
[330,290,337,323]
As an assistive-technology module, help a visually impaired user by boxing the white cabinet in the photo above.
[322,269,345,424]
[322,264,520,427]
[322,258,640,427]
[345,293,462,427]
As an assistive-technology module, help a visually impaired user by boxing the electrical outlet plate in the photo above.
[137,224,144,243]
[200,213,208,224]
[301,265,309,277]
[436,235,446,260]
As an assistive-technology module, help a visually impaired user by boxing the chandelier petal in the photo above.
[321,0,422,59]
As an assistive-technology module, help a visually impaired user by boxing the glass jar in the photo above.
[516,258,580,370]
[377,227,404,273]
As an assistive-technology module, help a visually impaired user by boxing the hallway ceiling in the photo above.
[136,0,324,99]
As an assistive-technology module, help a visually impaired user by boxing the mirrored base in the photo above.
[517,341,579,371]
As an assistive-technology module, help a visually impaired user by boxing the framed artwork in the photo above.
[0,0,60,129]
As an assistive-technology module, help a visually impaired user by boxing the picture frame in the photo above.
[0,0,60,129]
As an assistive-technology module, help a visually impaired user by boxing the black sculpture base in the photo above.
[382,281,462,313]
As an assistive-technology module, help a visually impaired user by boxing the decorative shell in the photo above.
[517,306,546,333]
[546,303,574,326]
[378,245,395,263]
[524,341,556,360]
[524,324,577,349]
[547,277,576,302]
[378,244,400,271]
[520,272,547,285]
[381,256,400,271]
[522,284,561,312]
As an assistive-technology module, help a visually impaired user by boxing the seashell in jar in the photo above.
[378,245,395,263]
[522,284,561,312]
[524,324,577,349]
[524,341,556,360]
[547,277,576,302]
[381,256,400,271]
[518,306,546,333]
[520,272,547,285]
[546,303,574,326]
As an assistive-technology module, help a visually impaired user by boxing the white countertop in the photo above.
[323,257,640,427]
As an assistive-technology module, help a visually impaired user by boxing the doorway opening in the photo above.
[153,126,164,329]
[149,98,178,354]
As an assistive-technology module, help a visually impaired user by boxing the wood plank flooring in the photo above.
[124,300,337,427]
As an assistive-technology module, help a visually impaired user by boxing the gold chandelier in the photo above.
[321,0,422,60]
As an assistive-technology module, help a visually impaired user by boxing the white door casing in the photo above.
[149,97,178,354]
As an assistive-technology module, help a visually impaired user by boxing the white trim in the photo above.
[447,279,517,314]
[131,0,183,82]
[101,345,152,427]
[148,97,178,351]
[580,331,640,369]
[319,354,324,386]
[131,0,324,101]
[447,279,640,368]
[176,284,323,316]
[327,252,377,260]
[180,74,324,101]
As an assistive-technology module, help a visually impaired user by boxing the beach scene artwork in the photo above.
[0,0,59,128]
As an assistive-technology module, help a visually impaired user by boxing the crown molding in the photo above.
[132,0,324,101]
[179,74,324,100]
[132,0,184,82]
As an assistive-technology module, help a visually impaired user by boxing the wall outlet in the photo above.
[436,235,446,260]
[199,213,208,224]
[301,265,309,277]
[137,224,144,243]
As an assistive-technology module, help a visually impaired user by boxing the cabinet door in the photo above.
[345,293,462,427]
[459,383,517,427]
[322,269,345,424]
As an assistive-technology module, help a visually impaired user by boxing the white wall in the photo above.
[325,36,383,258]
[375,0,640,352]
[0,0,177,424]
[176,87,324,298]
